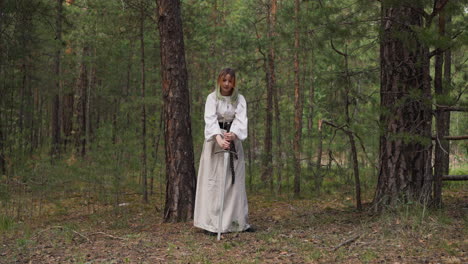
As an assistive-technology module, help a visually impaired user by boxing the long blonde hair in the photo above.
[215,68,238,104]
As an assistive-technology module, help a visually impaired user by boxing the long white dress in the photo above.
[194,91,250,233]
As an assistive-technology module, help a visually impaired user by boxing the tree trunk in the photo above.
[157,0,196,222]
[86,49,95,147]
[62,93,74,150]
[51,0,63,158]
[31,60,40,152]
[347,132,362,210]
[293,0,302,198]
[433,10,451,207]
[247,119,253,192]
[307,55,315,190]
[261,0,277,190]
[333,42,362,211]
[73,47,89,157]
[125,38,134,127]
[19,59,25,146]
[274,77,283,194]
[0,0,5,174]
[112,98,117,145]
[151,111,164,196]
[140,5,148,203]
[373,2,433,210]
[315,120,323,192]
[273,74,282,192]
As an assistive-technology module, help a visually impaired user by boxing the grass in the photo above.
[0,215,15,232]
[0,182,466,263]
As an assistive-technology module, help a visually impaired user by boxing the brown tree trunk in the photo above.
[293,0,302,198]
[51,0,63,158]
[73,47,89,157]
[0,0,5,174]
[274,78,283,193]
[315,120,323,192]
[61,93,74,150]
[0,121,4,175]
[433,10,451,207]
[261,0,277,190]
[247,118,253,192]
[347,132,362,210]
[306,56,315,188]
[140,5,148,203]
[210,0,219,78]
[19,60,25,144]
[331,42,362,210]
[157,0,196,222]
[373,3,433,210]
[125,38,134,127]
[151,111,164,196]
[86,49,96,147]
[31,60,40,152]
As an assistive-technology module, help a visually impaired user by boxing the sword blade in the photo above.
[217,151,230,240]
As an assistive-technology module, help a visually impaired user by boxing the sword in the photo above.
[214,118,231,240]
[215,149,229,240]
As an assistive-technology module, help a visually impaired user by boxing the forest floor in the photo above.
[1,187,466,264]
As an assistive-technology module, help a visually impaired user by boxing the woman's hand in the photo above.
[223,132,237,142]
[216,135,230,150]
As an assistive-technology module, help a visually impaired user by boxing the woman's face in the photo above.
[220,74,235,96]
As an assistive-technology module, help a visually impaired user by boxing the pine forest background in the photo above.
[0,0,467,222]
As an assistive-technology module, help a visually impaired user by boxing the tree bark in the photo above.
[347,132,362,210]
[61,93,74,150]
[315,120,323,192]
[73,47,89,157]
[151,111,164,196]
[373,2,433,210]
[0,0,5,174]
[273,76,283,193]
[157,0,196,222]
[306,56,315,191]
[140,4,148,203]
[293,0,302,198]
[261,0,277,190]
[86,49,96,148]
[51,0,63,158]
[334,42,362,211]
[433,9,451,208]
[125,38,134,127]
[442,175,468,181]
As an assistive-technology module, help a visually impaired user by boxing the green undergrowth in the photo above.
[0,215,16,233]
[0,164,466,263]
[0,187,466,263]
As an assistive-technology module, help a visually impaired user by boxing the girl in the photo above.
[194,68,251,234]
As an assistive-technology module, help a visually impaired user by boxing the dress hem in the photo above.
[194,222,250,234]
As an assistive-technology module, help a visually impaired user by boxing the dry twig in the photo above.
[92,231,128,241]
[333,234,361,251]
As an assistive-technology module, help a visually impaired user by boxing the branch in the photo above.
[431,135,468,141]
[321,120,378,170]
[354,133,378,170]
[426,0,450,27]
[442,175,468,181]
[91,231,128,240]
[330,39,347,57]
[435,106,468,112]
[251,18,267,59]
[434,135,449,155]
[428,31,464,58]
[322,120,350,134]
[333,234,361,251]
[33,226,90,243]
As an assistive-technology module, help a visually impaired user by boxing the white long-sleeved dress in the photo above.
[194,91,250,233]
